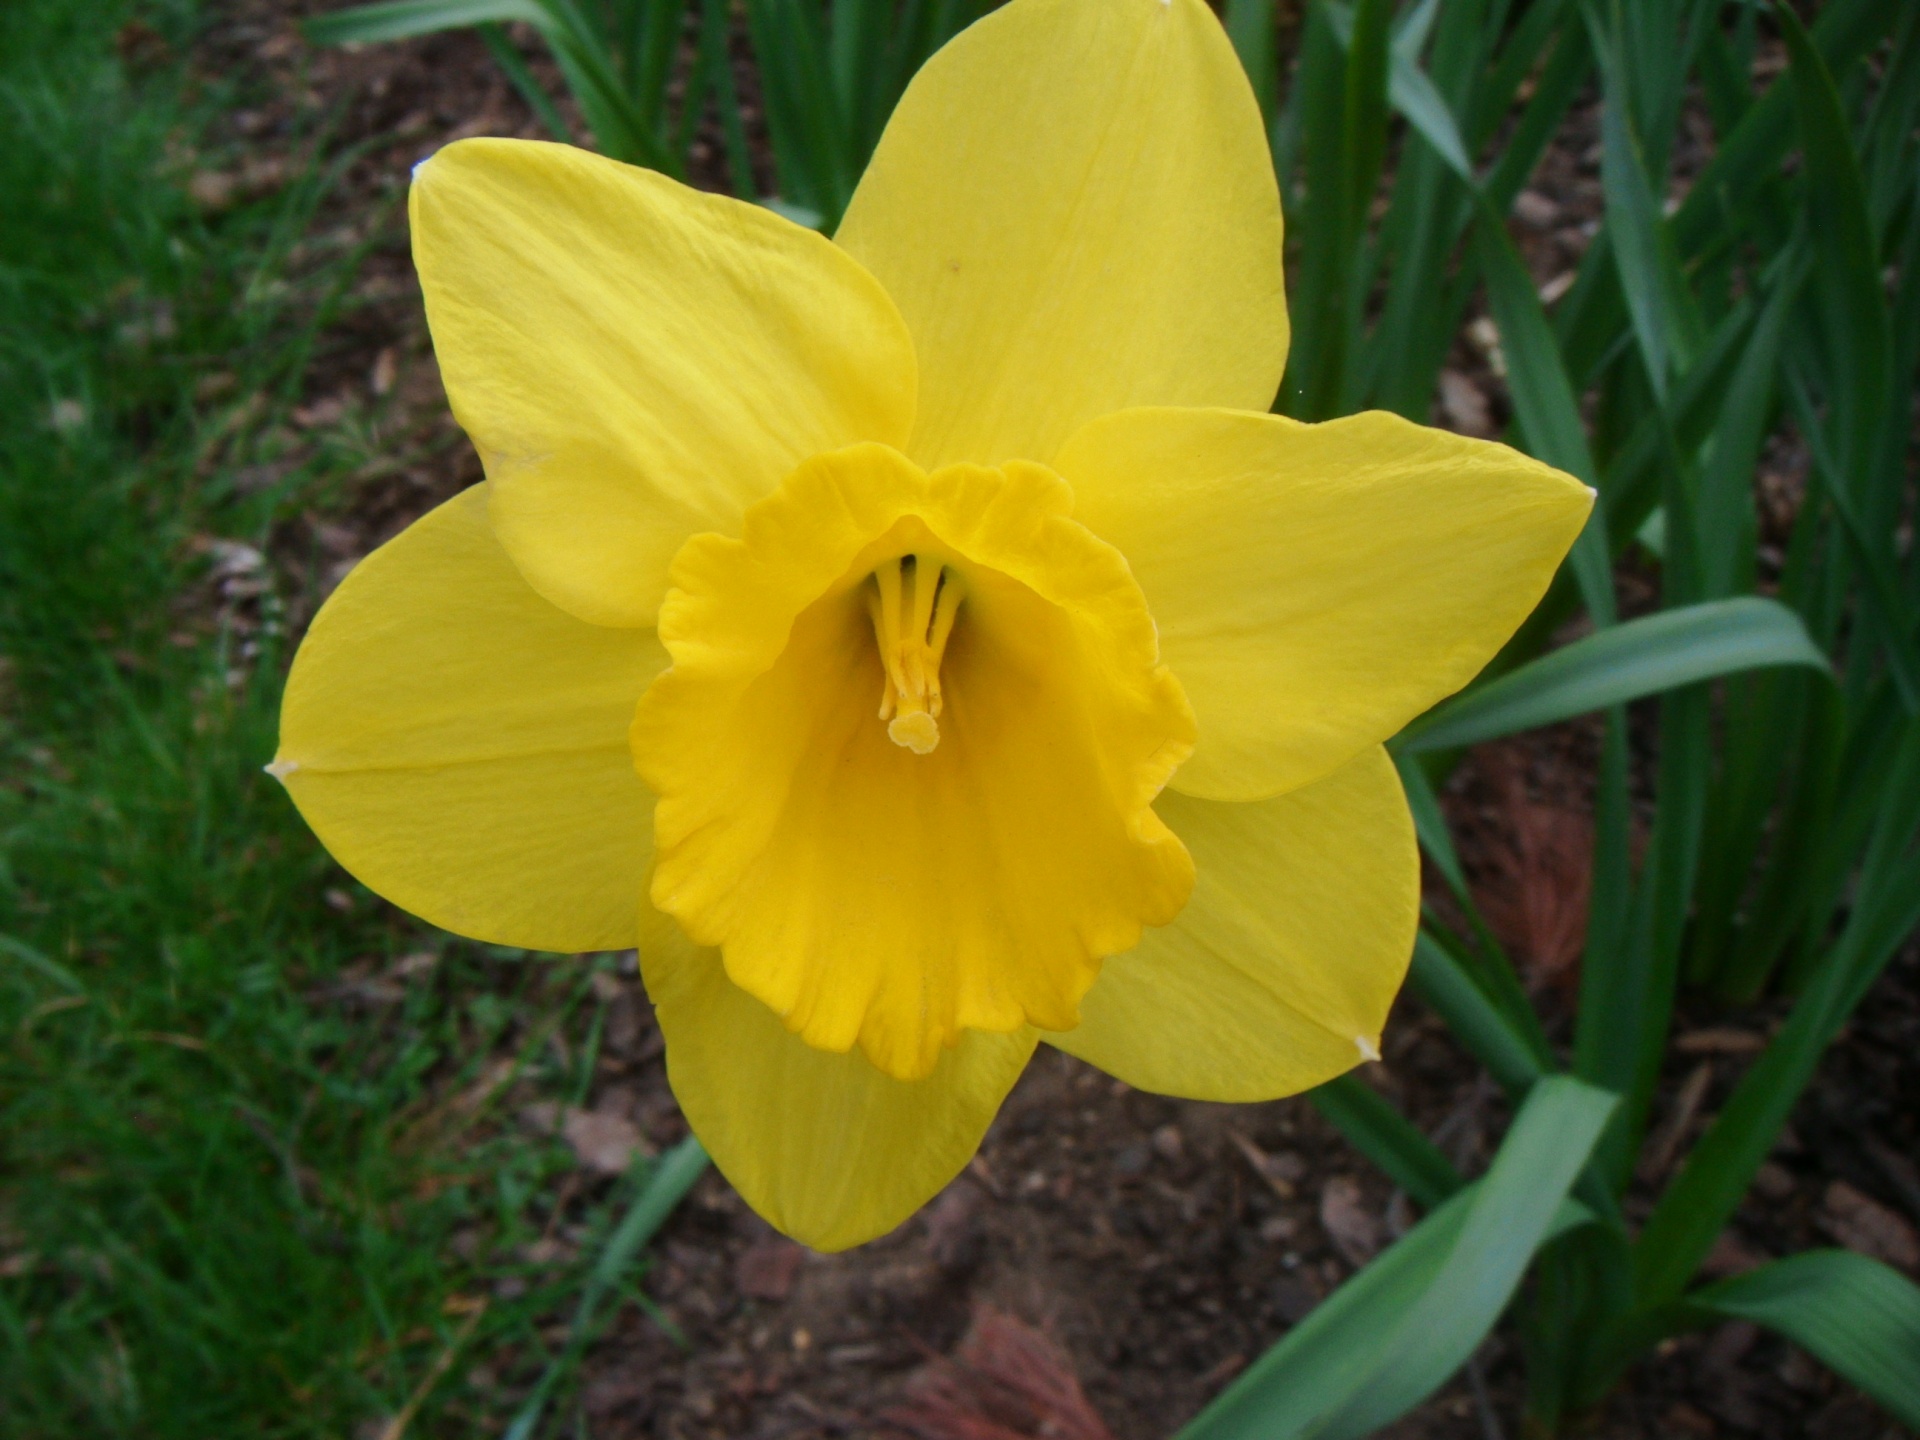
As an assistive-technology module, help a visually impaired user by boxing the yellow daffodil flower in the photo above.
[272,0,1590,1250]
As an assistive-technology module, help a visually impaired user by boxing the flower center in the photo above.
[866,554,965,754]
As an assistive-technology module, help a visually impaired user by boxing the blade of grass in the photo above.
[751,0,851,224]
[2,933,88,994]
[501,1135,709,1440]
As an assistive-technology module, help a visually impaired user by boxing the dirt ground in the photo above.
[188,6,1919,1437]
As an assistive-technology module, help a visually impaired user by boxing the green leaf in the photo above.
[760,196,824,230]
[303,0,550,45]
[1776,0,1890,460]
[1478,1,1587,208]
[1387,51,1473,181]
[747,0,853,224]
[1551,0,1896,403]
[1693,1251,1920,1428]
[1393,752,1467,900]
[1310,1072,1462,1210]
[476,21,572,143]
[1471,203,1616,626]
[1182,1077,1616,1440]
[1693,242,1806,599]
[1282,0,1391,418]
[696,0,756,198]
[1587,8,1703,398]
[635,0,687,124]
[1225,0,1278,127]
[1670,0,1894,258]
[1323,0,1473,182]
[1395,762,1556,1081]
[1600,281,1764,552]
[1635,718,1920,1305]
[1407,931,1548,1098]
[1399,599,1829,754]
[1786,380,1920,713]
[1336,0,1392,242]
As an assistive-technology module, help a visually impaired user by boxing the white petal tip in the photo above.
[1586,485,1599,498]
[411,153,436,183]
[264,758,299,781]
[1355,1035,1382,1063]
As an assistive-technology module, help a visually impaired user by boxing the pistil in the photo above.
[866,554,964,753]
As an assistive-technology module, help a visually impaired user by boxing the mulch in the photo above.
[183,5,1920,1436]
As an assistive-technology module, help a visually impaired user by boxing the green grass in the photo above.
[0,5,666,1433]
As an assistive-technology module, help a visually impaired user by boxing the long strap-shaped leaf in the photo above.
[1407,930,1548,1098]
[1633,716,1920,1308]
[1398,598,1829,754]
[1692,1251,1920,1428]
[1472,201,1615,627]
[1309,1072,1462,1211]
[303,0,550,44]
[1180,1077,1616,1440]
[305,0,681,173]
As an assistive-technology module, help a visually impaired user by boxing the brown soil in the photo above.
[194,5,1919,1438]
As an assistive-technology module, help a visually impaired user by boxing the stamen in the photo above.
[866,553,964,754]
[924,568,963,718]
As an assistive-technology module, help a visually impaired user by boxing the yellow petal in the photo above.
[834,0,1285,470]
[1047,746,1416,1100]
[1056,408,1594,801]
[412,138,918,628]
[639,904,1035,1251]
[633,443,1195,1082]
[273,485,667,951]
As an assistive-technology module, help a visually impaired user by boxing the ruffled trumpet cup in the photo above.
[634,445,1197,1086]
[272,0,1592,1250]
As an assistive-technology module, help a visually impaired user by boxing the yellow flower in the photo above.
[272,0,1590,1249]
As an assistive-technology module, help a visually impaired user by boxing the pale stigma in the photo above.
[865,554,964,754]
